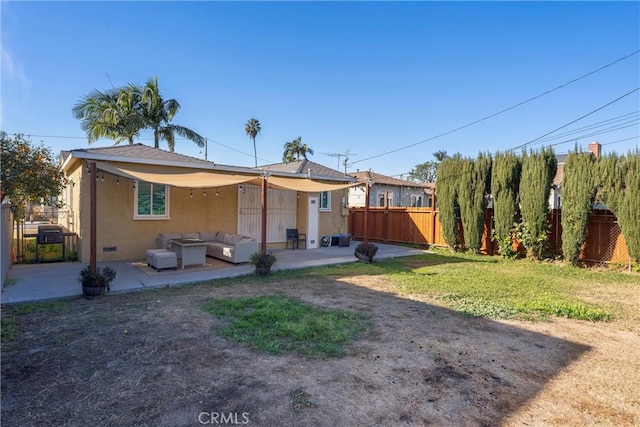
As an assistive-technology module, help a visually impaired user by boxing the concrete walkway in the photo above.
[1,242,429,304]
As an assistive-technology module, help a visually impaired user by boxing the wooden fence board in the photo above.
[349,207,630,263]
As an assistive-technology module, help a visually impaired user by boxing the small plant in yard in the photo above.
[78,265,116,297]
[249,252,277,275]
[354,242,379,263]
[289,388,317,412]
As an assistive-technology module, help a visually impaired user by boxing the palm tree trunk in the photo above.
[253,137,257,167]
[154,130,160,149]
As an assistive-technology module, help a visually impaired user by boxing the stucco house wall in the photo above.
[61,146,356,262]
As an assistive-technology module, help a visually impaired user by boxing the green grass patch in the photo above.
[1,315,18,345]
[1,300,72,346]
[387,251,627,321]
[9,300,72,315]
[202,296,367,358]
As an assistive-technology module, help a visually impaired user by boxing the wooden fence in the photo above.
[348,207,630,263]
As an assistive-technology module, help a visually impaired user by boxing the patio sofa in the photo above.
[155,231,258,264]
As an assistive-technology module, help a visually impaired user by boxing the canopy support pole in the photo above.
[261,175,268,253]
[90,161,97,273]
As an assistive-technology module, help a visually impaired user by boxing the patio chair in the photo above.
[285,229,307,250]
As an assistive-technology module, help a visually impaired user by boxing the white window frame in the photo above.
[134,181,170,220]
[319,191,331,211]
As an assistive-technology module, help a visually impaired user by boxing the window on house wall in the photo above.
[320,191,331,210]
[377,193,385,207]
[134,181,170,219]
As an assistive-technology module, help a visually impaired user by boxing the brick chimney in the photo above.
[588,141,601,158]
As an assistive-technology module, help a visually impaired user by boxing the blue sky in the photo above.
[2,1,638,177]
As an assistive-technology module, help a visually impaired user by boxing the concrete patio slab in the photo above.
[1,242,429,304]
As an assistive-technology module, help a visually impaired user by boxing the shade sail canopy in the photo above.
[96,162,262,188]
[95,161,361,192]
[266,175,360,192]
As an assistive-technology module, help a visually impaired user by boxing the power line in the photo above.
[352,50,640,165]
[531,111,639,143]
[507,87,640,152]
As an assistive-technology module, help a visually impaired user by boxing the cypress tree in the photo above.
[491,152,522,256]
[458,153,492,253]
[519,147,557,259]
[436,155,461,250]
[598,151,640,263]
[561,149,596,265]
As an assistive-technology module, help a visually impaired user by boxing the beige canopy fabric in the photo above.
[96,161,361,192]
[266,175,360,192]
[96,162,262,188]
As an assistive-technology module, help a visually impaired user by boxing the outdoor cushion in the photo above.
[223,233,235,245]
[199,231,218,242]
[182,232,200,240]
[159,232,181,240]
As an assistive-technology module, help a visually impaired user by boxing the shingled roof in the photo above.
[260,159,349,179]
[63,143,213,166]
[350,170,434,190]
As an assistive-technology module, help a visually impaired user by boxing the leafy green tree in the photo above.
[457,153,492,253]
[283,137,314,163]
[245,118,261,167]
[491,152,522,257]
[139,77,206,152]
[561,150,597,265]
[436,155,462,250]
[408,161,437,183]
[519,147,557,259]
[72,86,144,145]
[597,151,640,263]
[0,133,67,215]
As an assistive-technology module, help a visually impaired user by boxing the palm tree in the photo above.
[72,86,145,145]
[245,118,261,167]
[282,137,314,163]
[433,150,449,162]
[139,77,205,152]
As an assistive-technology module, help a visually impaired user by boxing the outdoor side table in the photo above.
[171,239,207,269]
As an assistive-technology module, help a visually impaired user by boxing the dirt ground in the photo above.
[2,274,639,426]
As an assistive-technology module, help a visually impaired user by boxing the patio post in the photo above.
[363,180,370,245]
[90,161,97,273]
[261,173,267,254]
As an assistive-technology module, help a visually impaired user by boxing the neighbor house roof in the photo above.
[260,159,350,180]
[350,171,434,191]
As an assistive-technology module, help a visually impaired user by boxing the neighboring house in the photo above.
[59,145,356,262]
[549,141,602,209]
[348,170,435,208]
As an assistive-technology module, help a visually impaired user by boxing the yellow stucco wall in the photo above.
[69,159,352,260]
[73,161,240,262]
[296,189,349,243]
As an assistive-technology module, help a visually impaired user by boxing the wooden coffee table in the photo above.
[171,239,207,269]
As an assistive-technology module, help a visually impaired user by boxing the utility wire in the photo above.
[507,87,640,152]
[352,50,640,165]
[531,111,639,143]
